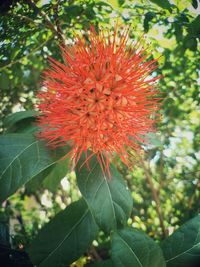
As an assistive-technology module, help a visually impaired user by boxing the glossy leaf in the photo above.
[162,215,200,267]
[76,155,133,233]
[29,199,98,267]
[111,228,166,267]
[0,134,64,203]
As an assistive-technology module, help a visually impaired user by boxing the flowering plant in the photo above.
[37,26,160,174]
[1,3,200,265]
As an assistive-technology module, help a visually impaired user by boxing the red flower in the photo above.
[37,26,160,173]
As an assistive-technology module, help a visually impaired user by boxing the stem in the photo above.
[159,149,165,189]
[26,0,65,44]
[0,36,53,71]
[89,246,102,262]
[12,13,41,26]
[26,0,57,33]
[52,0,65,45]
[139,155,167,238]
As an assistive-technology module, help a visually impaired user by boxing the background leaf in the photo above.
[29,198,98,267]
[111,228,166,267]
[76,155,133,233]
[162,215,200,267]
[144,12,155,32]
[188,15,200,36]
[149,0,172,10]
[192,0,198,9]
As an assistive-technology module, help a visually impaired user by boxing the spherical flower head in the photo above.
[36,26,160,174]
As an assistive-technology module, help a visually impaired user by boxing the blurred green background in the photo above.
[0,0,200,266]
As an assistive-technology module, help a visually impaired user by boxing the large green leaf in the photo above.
[111,228,166,267]
[0,134,65,203]
[29,198,98,267]
[76,155,133,233]
[162,215,200,267]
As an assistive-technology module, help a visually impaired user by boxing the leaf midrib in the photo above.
[38,208,89,266]
[92,163,117,228]
[115,233,143,267]
[0,140,39,179]
[166,241,200,263]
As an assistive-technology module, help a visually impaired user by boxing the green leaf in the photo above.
[161,215,200,267]
[4,110,39,133]
[0,222,10,246]
[149,0,172,11]
[4,110,38,129]
[29,199,98,267]
[188,15,200,36]
[118,0,125,6]
[174,22,183,42]
[192,0,198,9]
[25,165,54,194]
[64,5,83,17]
[43,158,69,192]
[111,228,166,267]
[0,72,10,90]
[76,155,133,233]
[0,134,65,203]
[25,158,69,193]
[185,36,197,51]
[144,12,155,32]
